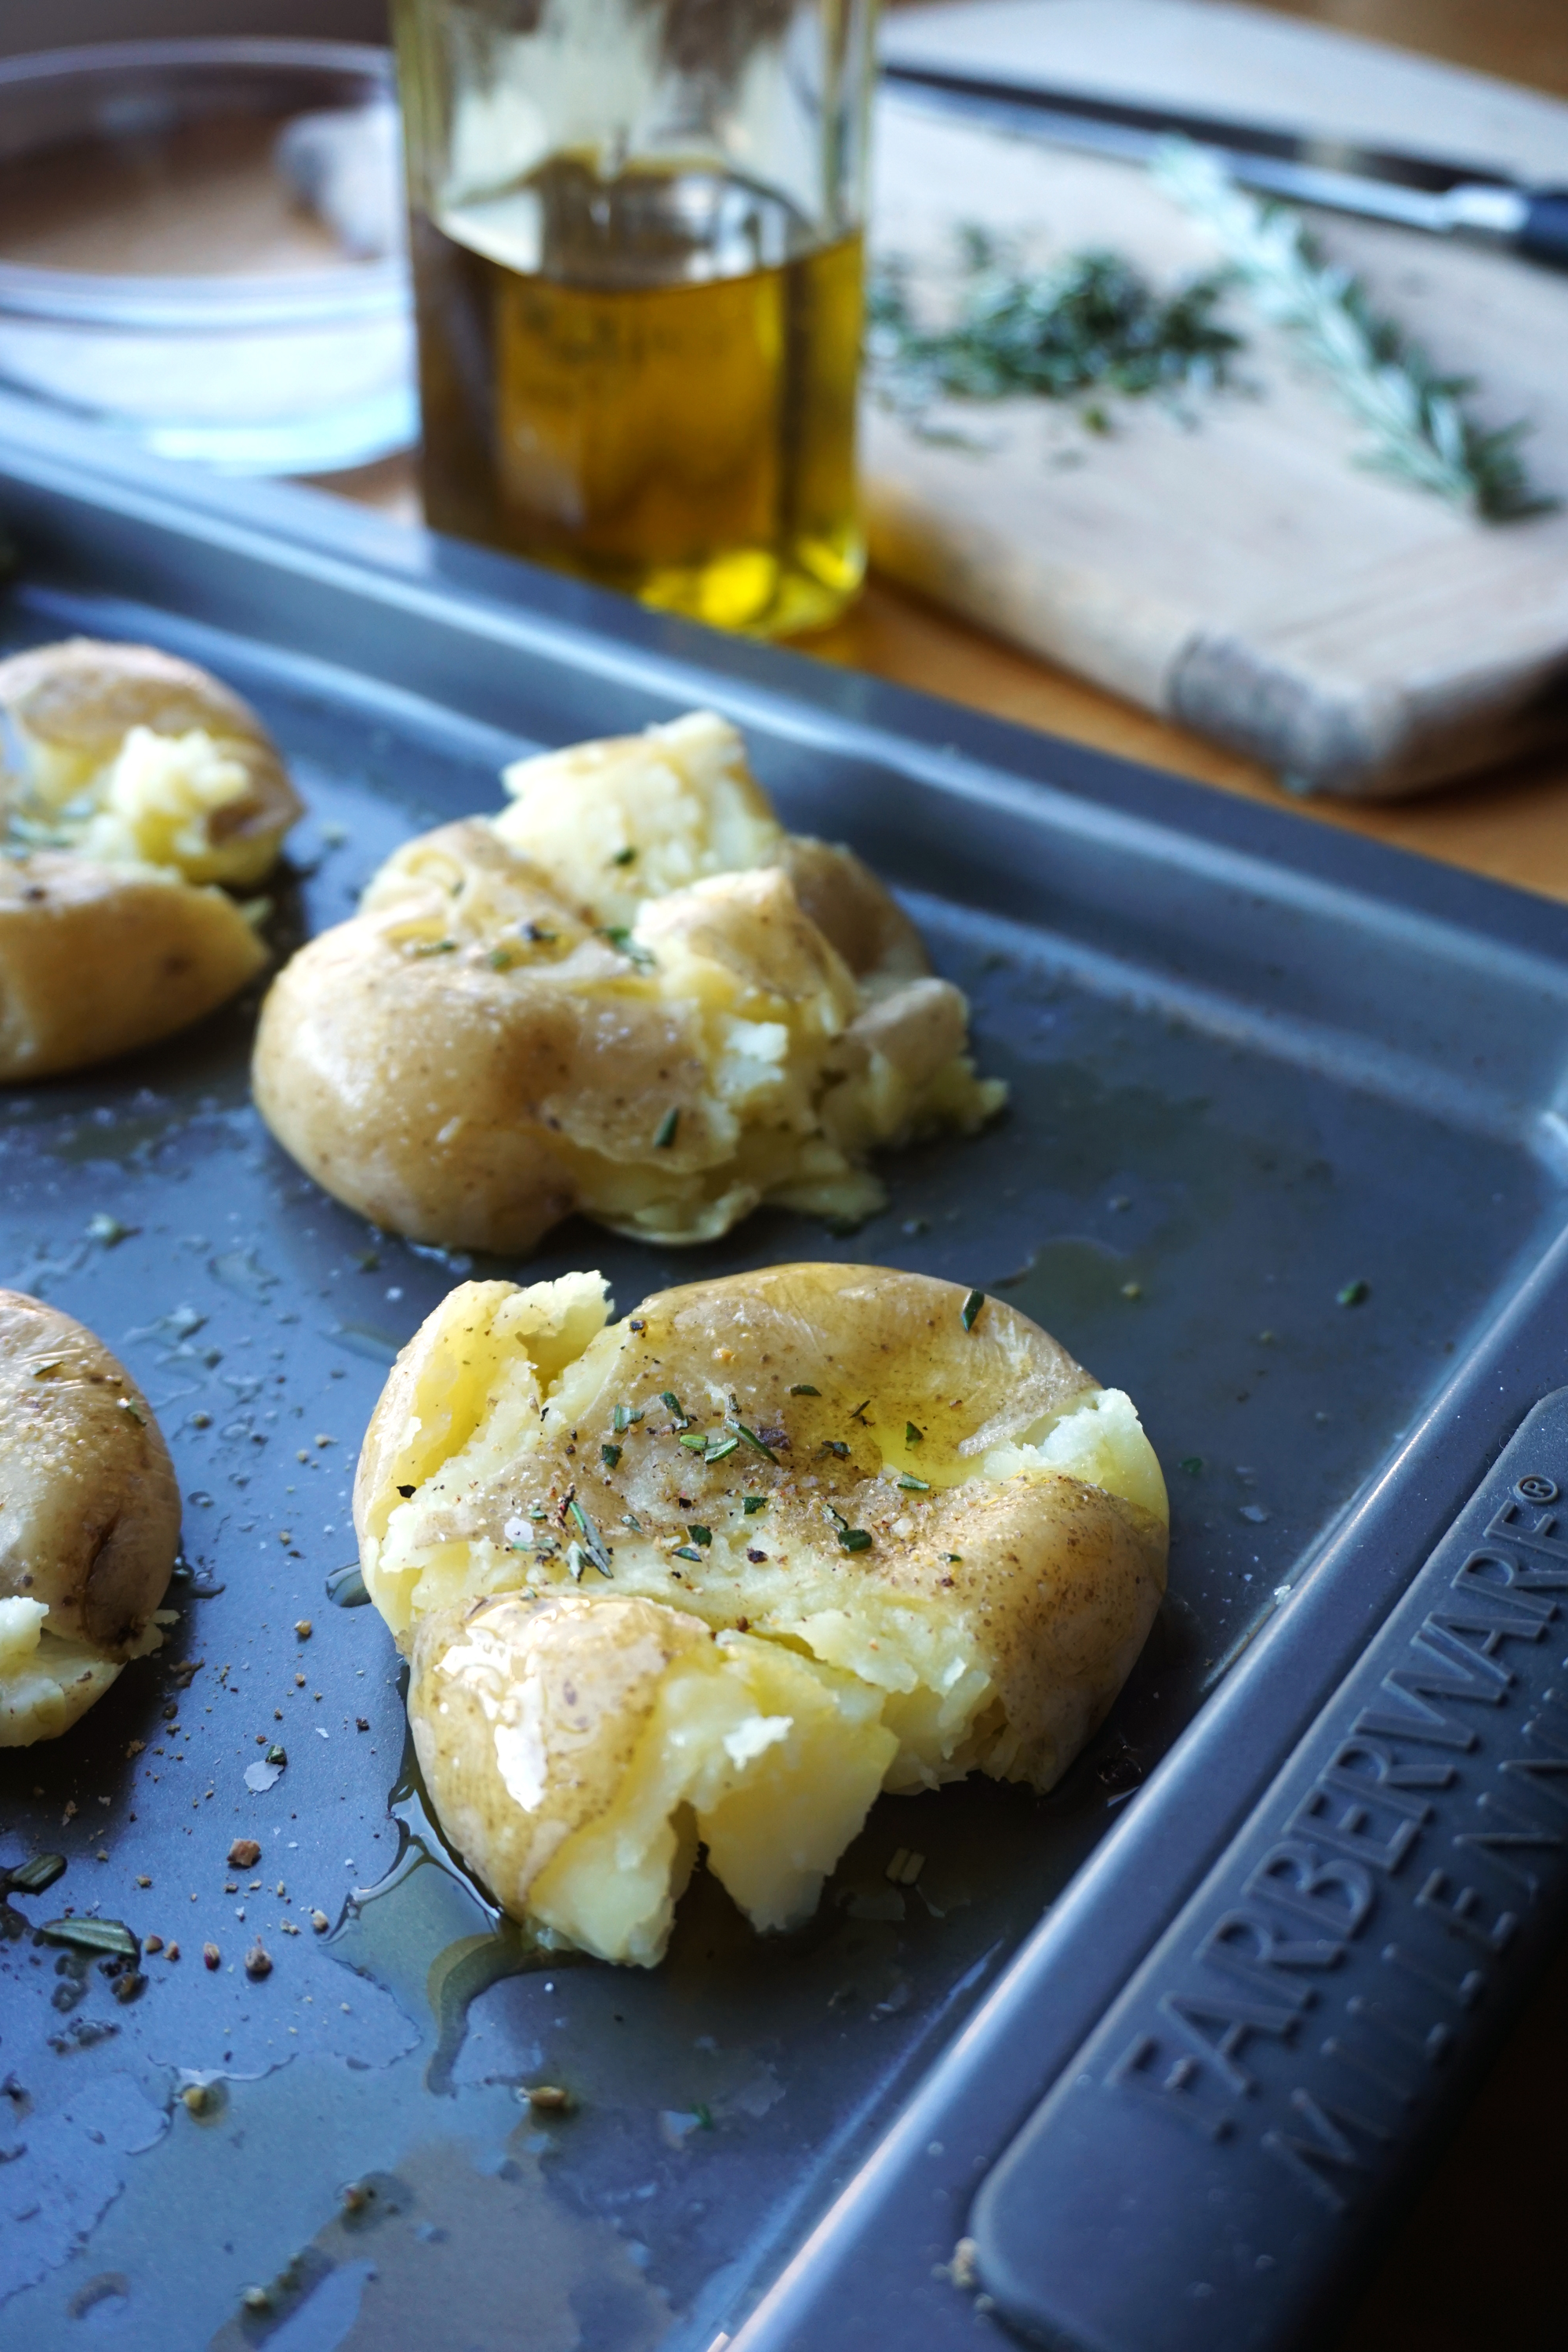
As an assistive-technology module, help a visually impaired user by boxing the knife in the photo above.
[880,59,1568,269]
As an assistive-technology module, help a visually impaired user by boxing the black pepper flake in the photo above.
[397,1483,416,1498]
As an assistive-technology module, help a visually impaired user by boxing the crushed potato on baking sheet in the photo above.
[254,710,1004,1252]
[356,1263,1167,1965]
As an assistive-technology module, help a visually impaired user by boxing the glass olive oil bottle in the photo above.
[394,1,876,637]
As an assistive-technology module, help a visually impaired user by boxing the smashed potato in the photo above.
[358,1263,1167,1963]
[0,638,301,1080]
[253,710,1002,1251]
[0,1291,179,1744]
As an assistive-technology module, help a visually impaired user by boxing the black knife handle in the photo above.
[1519,189,1568,269]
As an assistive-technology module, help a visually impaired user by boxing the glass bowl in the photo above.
[0,38,415,474]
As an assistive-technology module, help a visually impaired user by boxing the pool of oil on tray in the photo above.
[0,646,1556,2352]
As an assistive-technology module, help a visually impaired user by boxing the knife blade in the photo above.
[879,60,1568,268]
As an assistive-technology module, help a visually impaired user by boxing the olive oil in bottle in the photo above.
[411,155,866,636]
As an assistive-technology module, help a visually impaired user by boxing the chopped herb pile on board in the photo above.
[868,233,1242,430]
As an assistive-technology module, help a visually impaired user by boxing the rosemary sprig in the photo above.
[867,230,1241,435]
[1151,139,1554,523]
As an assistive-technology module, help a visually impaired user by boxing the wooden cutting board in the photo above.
[869,0,1568,799]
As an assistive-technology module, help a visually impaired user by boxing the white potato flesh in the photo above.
[0,1598,123,1748]
[0,637,301,887]
[493,710,785,929]
[359,1264,1168,1962]
[0,1289,180,1742]
[252,713,1003,1254]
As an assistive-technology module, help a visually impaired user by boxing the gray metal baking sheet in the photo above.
[2,396,1568,2352]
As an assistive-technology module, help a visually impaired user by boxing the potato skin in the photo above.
[252,868,706,1253]
[765,836,930,985]
[0,1290,179,1653]
[0,851,267,1082]
[408,1592,713,1915]
[0,637,301,880]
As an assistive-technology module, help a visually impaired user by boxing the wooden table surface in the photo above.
[313,9,1568,2345]
[322,448,1568,909]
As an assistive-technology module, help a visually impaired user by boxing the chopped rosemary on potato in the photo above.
[789,1383,820,1396]
[654,1107,680,1149]
[601,1443,621,1469]
[742,1496,768,1514]
[686,1526,713,1547]
[897,1474,931,1492]
[597,925,655,971]
[662,1392,689,1426]
[961,1290,986,1331]
[566,1498,612,1576]
[731,1421,779,1464]
[906,1421,924,1445]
